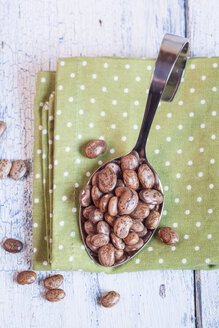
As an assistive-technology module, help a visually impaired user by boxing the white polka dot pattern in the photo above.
[33,58,219,271]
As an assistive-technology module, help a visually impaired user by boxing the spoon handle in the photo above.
[133,33,189,158]
[134,89,161,158]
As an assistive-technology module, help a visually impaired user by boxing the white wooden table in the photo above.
[0,1,218,327]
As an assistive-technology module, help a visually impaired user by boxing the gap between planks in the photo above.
[194,271,203,328]
[184,2,202,327]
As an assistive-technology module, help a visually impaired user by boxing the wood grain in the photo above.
[0,0,185,270]
[187,0,219,56]
[188,1,219,327]
[0,0,218,327]
[0,270,195,328]
[200,270,219,328]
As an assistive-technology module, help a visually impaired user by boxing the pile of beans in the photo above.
[44,275,66,302]
[16,271,66,302]
[80,149,164,267]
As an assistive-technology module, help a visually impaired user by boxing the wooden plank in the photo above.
[0,0,196,327]
[0,270,195,328]
[188,1,219,327]
[199,271,219,328]
[187,0,219,56]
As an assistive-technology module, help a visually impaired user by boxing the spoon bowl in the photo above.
[79,33,189,267]
[80,153,163,267]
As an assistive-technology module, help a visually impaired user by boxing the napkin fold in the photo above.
[33,57,219,272]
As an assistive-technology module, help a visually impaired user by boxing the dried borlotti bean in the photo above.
[97,221,110,235]
[10,160,27,180]
[105,163,121,176]
[131,220,145,233]
[115,186,129,197]
[46,289,66,302]
[92,172,99,186]
[108,196,118,217]
[124,238,144,252]
[91,185,103,208]
[123,170,139,190]
[83,205,95,219]
[17,271,36,285]
[98,244,115,267]
[138,164,155,189]
[0,160,12,180]
[84,220,97,234]
[137,227,148,237]
[3,238,23,253]
[99,193,113,212]
[89,208,104,224]
[85,140,107,159]
[118,189,138,214]
[139,189,164,205]
[158,227,179,245]
[124,232,139,246]
[130,202,150,219]
[80,185,91,207]
[114,249,124,261]
[101,291,120,308]
[113,216,133,239]
[145,211,160,229]
[91,234,110,247]
[111,232,125,250]
[44,274,64,289]
[98,167,117,193]
[86,235,99,253]
[121,154,139,171]
[104,213,116,227]
[131,150,140,160]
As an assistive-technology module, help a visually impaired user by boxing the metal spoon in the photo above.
[80,33,189,267]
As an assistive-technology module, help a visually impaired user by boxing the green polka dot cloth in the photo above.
[33,57,219,272]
